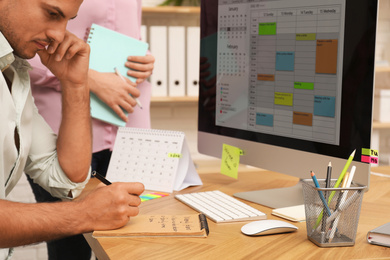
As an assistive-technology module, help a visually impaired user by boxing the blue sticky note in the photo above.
[256,113,274,127]
[314,96,336,117]
[276,52,295,71]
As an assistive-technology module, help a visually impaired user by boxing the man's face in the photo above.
[0,0,83,59]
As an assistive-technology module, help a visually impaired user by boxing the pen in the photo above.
[323,189,361,228]
[92,171,112,185]
[321,161,332,241]
[328,166,356,242]
[311,171,332,217]
[314,150,355,229]
[325,162,332,190]
[328,149,356,203]
[114,67,143,109]
[324,171,350,235]
[333,170,350,209]
[341,171,350,189]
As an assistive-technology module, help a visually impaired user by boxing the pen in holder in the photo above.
[301,179,366,247]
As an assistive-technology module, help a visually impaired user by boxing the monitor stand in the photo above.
[233,181,304,209]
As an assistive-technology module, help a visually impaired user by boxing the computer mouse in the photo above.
[241,219,298,236]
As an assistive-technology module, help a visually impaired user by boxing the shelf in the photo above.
[375,66,390,73]
[373,121,390,129]
[151,96,198,105]
[142,6,200,14]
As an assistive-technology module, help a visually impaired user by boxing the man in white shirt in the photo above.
[0,0,144,258]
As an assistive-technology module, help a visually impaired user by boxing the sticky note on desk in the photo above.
[140,192,169,202]
[220,144,243,179]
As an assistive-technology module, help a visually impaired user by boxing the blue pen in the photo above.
[311,171,332,217]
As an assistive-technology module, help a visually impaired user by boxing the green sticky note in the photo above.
[294,82,314,90]
[362,148,371,156]
[362,148,379,157]
[220,144,242,179]
[259,22,277,35]
[168,153,182,158]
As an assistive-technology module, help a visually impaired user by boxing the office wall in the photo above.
[373,0,390,165]
[376,0,390,63]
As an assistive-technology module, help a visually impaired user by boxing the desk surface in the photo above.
[84,165,390,260]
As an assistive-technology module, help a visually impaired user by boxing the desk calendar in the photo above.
[106,127,202,193]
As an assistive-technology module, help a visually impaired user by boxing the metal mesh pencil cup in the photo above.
[301,179,366,247]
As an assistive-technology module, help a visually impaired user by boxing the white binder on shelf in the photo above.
[168,26,186,97]
[106,127,202,193]
[186,26,200,97]
[150,26,168,97]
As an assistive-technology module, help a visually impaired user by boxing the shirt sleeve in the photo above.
[24,103,90,200]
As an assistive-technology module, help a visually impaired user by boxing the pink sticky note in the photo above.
[361,155,370,163]
[370,157,379,164]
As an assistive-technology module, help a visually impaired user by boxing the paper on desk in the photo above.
[93,214,208,238]
[174,140,203,191]
[272,204,306,222]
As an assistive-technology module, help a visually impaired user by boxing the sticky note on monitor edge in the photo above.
[220,144,243,179]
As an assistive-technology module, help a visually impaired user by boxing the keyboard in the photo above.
[175,190,267,223]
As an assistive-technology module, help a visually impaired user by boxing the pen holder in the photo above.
[301,179,366,247]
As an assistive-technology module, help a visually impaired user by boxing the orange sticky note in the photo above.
[316,39,338,74]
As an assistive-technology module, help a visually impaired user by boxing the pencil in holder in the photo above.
[301,179,366,247]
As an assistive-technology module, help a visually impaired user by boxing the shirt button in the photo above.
[6,55,12,61]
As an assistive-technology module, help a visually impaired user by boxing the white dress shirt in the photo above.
[0,32,90,259]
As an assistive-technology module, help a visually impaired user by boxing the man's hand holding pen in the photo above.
[77,179,144,231]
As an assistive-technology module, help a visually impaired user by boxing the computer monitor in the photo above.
[198,0,378,208]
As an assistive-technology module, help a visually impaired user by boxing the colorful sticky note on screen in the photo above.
[220,144,243,179]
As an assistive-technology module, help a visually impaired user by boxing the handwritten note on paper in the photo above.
[148,215,196,233]
[92,214,208,237]
[220,144,243,179]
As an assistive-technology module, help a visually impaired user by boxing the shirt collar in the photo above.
[0,32,15,72]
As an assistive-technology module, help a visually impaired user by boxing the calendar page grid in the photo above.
[106,128,185,192]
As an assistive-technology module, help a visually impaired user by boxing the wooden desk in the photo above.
[84,166,390,260]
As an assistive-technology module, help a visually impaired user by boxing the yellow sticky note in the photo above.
[220,144,242,179]
[274,92,293,106]
[168,153,182,158]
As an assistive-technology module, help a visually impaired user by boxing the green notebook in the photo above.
[87,23,149,126]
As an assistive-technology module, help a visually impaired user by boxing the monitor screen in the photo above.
[198,0,378,208]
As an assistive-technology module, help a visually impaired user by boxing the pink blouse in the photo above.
[28,0,151,153]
